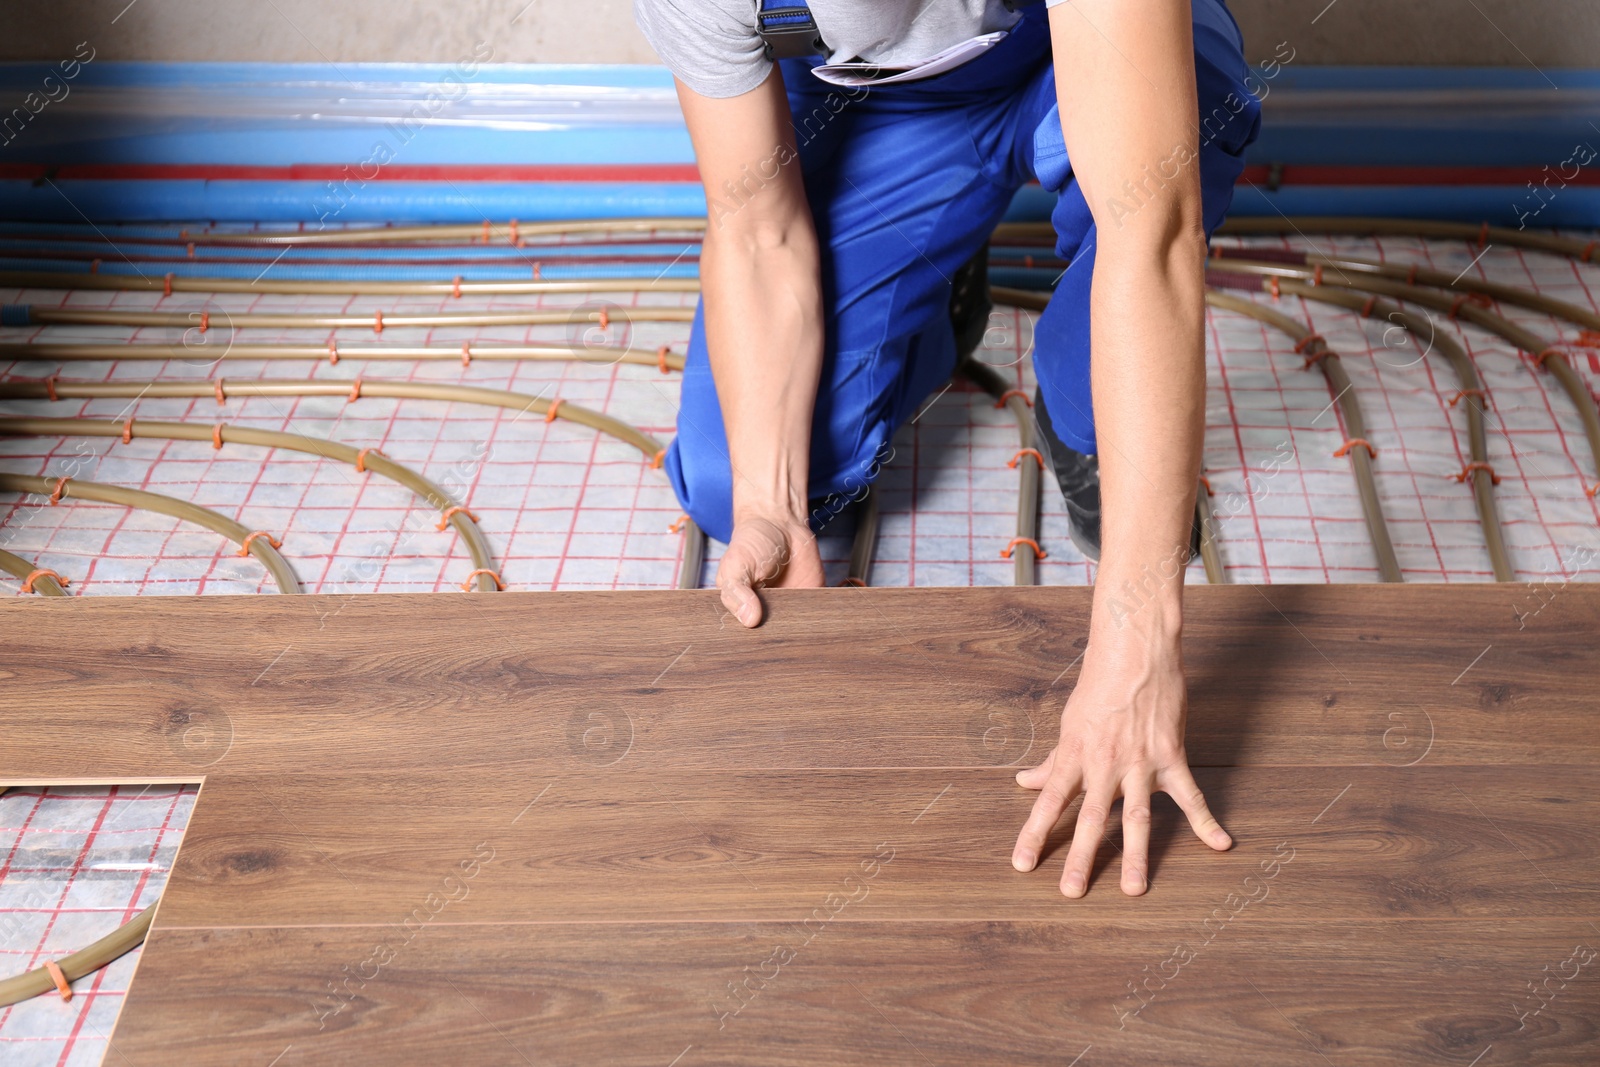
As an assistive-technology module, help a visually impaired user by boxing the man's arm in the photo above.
[675,69,827,626]
[1010,0,1232,896]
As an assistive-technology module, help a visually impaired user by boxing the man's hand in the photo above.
[1011,627,1231,897]
[674,69,825,623]
[1017,0,1222,897]
[716,515,825,628]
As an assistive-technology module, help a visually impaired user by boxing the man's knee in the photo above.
[665,440,735,544]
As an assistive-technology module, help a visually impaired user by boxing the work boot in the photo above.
[1033,393,1207,566]
[948,241,993,362]
[1034,386,1103,560]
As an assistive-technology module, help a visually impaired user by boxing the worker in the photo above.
[633,0,1260,896]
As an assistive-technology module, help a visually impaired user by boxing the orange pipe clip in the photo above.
[1453,461,1500,485]
[1000,537,1045,560]
[20,569,69,595]
[237,530,282,556]
[43,960,71,1000]
[460,568,503,591]
[1007,448,1044,470]
[436,505,478,531]
[1334,438,1377,460]
[995,388,1031,409]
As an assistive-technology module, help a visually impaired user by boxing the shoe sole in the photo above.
[1065,516,1102,563]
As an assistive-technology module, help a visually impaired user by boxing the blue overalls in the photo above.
[664,0,1261,544]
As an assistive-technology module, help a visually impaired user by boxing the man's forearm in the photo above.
[700,217,825,526]
[1087,224,1208,645]
[672,70,825,529]
[1042,0,1207,649]
[672,71,830,623]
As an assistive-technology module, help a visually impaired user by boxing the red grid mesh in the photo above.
[0,785,196,1067]
[3,231,1598,593]
[4,229,1600,1064]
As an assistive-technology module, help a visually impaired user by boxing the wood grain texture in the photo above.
[1,585,1596,1064]
[1,585,1597,779]
[155,767,1600,926]
[117,921,1600,1066]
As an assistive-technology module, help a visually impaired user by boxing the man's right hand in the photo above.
[716,515,825,628]
[672,67,827,629]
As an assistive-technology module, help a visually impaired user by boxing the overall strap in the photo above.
[756,0,828,60]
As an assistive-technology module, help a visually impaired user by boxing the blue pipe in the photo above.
[0,255,701,282]
[0,238,703,265]
[0,181,709,226]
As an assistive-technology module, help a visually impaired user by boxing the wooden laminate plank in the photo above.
[113,920,1600,1066]
[5,585,1596,1060]
[155,767,1600,926]
[2,585,1597,778]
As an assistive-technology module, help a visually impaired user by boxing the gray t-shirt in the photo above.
[634,0,1029,99]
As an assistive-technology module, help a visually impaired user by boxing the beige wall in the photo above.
[1227,0,1597,67]
[4,0,1595,67]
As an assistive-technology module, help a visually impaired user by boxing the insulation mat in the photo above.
[1,230,1599,591]
[2,226,1599,1065]
[0,787,196,1067]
